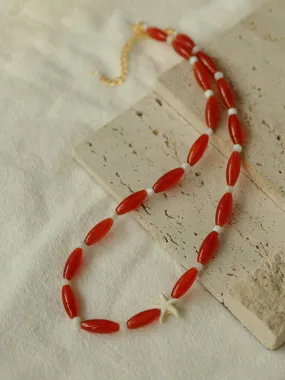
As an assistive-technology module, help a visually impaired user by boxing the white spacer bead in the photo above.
[119,322,127,332]
[205,128,214,136]
[192,45,202,55]
[226,185,233,193]
[166,34,174,45]
[146,188,155,197]
[111,210,119,221]
[72,316,82,329]
[189,56,198,65]
[79,241,88,253]
[214,71,224,80]
[141,23,148,32]
[204,90,214,99]
[228,108,237,115]
[213,225,224,234]
[195,262,204,272]
[233,144,242,153]
[181,162,191,171]
[62,279,69,286]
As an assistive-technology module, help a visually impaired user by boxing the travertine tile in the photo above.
[225,249,285,350]
[156,0,285,212]
[74,93,285,303]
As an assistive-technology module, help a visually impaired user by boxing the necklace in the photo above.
[61,22,244,334]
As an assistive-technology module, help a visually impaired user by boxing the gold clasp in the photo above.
[98,23,173,86]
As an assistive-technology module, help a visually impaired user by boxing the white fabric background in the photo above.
[1,0,284,379]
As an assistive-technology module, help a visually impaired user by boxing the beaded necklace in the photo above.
[61,23,244,334]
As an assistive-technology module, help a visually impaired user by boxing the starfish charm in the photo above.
[154,294,179,324]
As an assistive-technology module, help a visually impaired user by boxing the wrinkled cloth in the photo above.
[1,1,284,379]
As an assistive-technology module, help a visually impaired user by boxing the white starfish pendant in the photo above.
[154,294,179,324]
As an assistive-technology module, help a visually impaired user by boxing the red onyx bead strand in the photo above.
[190,55,220,131]
[204,56,244,188]
[61,278,121,333]
[166,32,221,134]
[115,167,186,214]
[196,146,242,266]
[190,49,245,149]
[189,50,221,132]
[189,48,244,139]
[188,43,244,266]
[191,51,237,114]
[60,24,246,336]
[170,41,221,133]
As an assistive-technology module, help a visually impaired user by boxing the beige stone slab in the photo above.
[156,0,285,212]
[224,249,285,350]
[73,92,285,303]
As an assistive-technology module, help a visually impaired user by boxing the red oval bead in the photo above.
[85,218,114,246]
[226,151,241,186]
[215,192,233,226]
[175,34,195,50]
[116,190,147,215]
[127,309,161,329]
[81,319,120,334]
[197,231,219,265]
[153,168,185,193]
[62,285,78,319]
[205,95,220,131]
[196,51,217,74]
[217,78,235,108]
[171,267,198,299]
[193,61,212,90]
[172,40,192,59]
[63,248,83,280]
[228,115,245,145]
[187,134,209,166]
[147,27,167,42]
